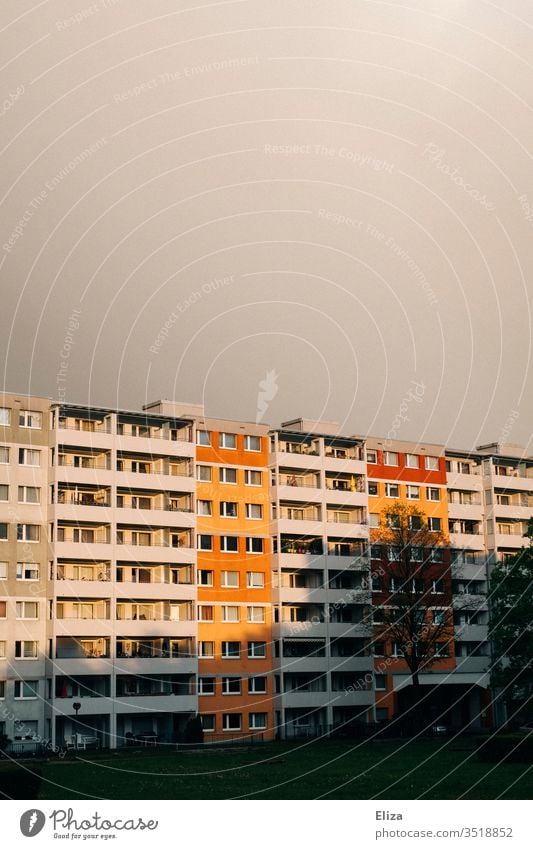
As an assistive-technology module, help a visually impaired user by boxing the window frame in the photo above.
[219,432,237,450]
[246,537,264,554]
[244,435,261,452]
[220,536,239,553]
[248,640,266,658]
[19,410,42,429]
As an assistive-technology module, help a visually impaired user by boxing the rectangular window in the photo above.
[375,674,387,690]
[0,562,7,580]
[433,579,445,593]
[196,430,211,446]
[410,547,423,561]
[0,523,8,540]
[18,486,40,504]
[220,501,238,518]
[405,453,419,468]
[222,677,241,694]
[197,499,212,516]
[244,435,261,452]
[198,677,215,695]
[200,714,215,732]
[0,484,7,502]
[0,446,9,463]
[222,641,240,658]
[219,432,236,449]
[428,517,442,531]
[0,642,5,659]
[388,545,401,561]
[198,605,214,622]
[222,713,241,730]
[246,537,264,554]
[373,641,385,656]
[248,676,267,694]
[430,549,443,563]
[384,451,398,466]
[221,570,239,588]
[247,571,265,588]
[0,408,10,425]
[247,606,265,623]
[244,469,262,486]
[409,515,422,530]
[17,524,40,542]
[249,712,267,730]
[219,467,237,484]
[369,513,379,528]
[15,641,38,659]
[392,642,404,657]
[385,483,399,498]
[16,563,39,581]
[198,569,213,586]
[16,601,39,619]
[14,680,39,699]
[19,410,42,429]
[406,485,419,500]
[427,487,441,501]
[368,481,378,496]
[197,465,212,481]
[197,534,212,551]
[425,455,439,470]
[220,536,238,552]
[248,641,266,658]
[432,610,447,625]
[222,605,240,623]
[18,448,40,466]
[246,503,263,520]
[366,449,377,463]
[434,642,449,657]
[198,641,214,658]
[0,601,6,618]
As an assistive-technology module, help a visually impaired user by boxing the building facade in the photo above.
[1,392,530,750]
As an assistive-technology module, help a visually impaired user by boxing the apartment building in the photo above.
[365,438,461,725]
[269,419,374,737]
[188,411,274,741]
[2,391,531,750]
[0,394,50,747]
[49,401,197,748]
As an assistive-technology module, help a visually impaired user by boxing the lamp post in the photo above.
[71,702,82,749]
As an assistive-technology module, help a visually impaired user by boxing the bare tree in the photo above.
[370,500,455,687]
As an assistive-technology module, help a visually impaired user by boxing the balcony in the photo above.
[115,529,194,561]
[57,453,111,471]
[55,637,111,664]
[278,535,324,556]
[277,471,320,489]
[116,601,194,632]
[115,638,195,673]
[55,674,111,699]
[454,654,489,673]
[55,601,111,635]
[56,562,111,582]
[454,623,489,642]
[56,488,111,508]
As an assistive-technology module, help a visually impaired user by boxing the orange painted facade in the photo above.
[196,422,275,739]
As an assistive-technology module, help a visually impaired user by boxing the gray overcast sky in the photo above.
[1,0,532,451]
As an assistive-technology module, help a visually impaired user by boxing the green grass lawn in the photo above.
[0,738,530,800]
